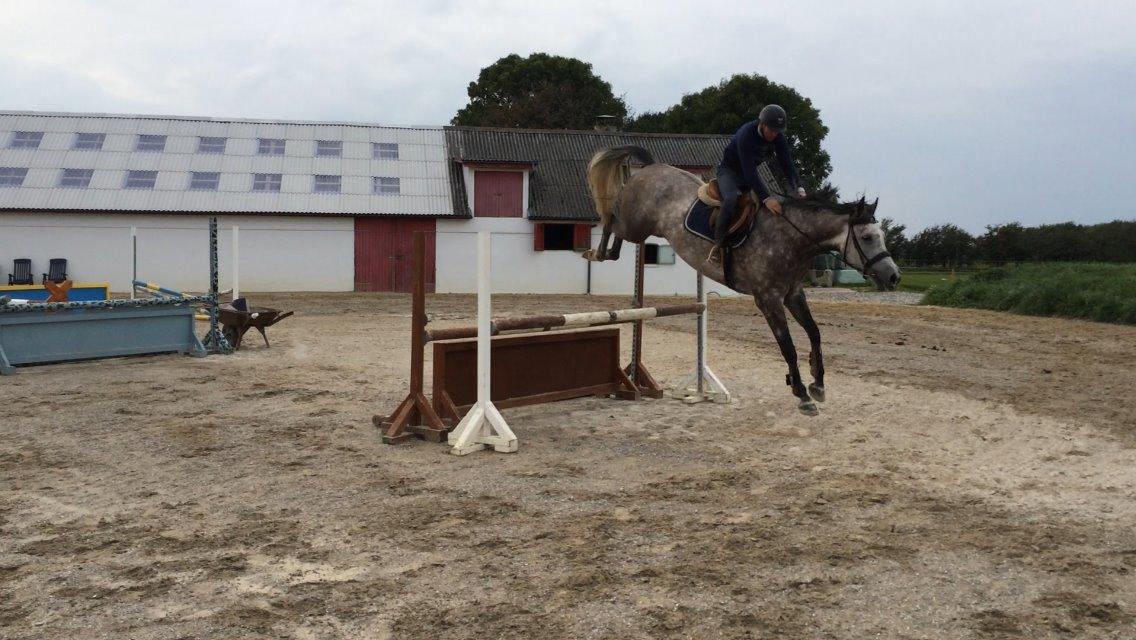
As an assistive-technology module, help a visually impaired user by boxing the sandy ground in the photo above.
[2,291,1135,639]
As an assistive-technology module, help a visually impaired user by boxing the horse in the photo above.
[583,145,901,415]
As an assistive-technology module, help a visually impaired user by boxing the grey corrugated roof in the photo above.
[0,111,459,217]
[445,126,731,221]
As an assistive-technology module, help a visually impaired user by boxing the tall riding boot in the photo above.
[707,204,734,265]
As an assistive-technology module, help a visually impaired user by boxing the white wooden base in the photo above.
[447,400,518,456]
[668,366,732,404]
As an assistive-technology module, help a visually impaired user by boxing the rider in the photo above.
[709,104,807,263]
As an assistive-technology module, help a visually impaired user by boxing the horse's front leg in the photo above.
[754,294,818,415]
[785,289,825,402]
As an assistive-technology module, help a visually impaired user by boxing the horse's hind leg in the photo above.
[583,223,612,261]
[608,237,623,260]
[785,289,825,402]
[755,293,817,415]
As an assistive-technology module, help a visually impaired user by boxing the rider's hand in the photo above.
[764,197,783,216]
[796,187,807,198]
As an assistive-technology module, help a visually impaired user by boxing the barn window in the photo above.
[373,176,400,194]
[135,135,166,152]
[9,132,43,149]
[534,223,592,251]
[645,243,676,265]
[258,138,286,155]
[197,137,226,154]
[314,174,341,193]
[372,142,398,159]
[73,133,105,150]
[0,167,28,187]
[316,140,342,157]
[124,170,158,189]
[189,171,220,190]
[59,169,94,188]
[252,173,283,192]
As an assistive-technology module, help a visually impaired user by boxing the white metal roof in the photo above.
[0,111,457,216]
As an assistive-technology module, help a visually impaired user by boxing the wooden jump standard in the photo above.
[376,232,725,447]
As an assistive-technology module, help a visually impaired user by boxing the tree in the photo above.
[626,73,832,189]
[909,224,977,267]
[452,53,628,129]
[979,222,1028,263]
[879,218,909,262]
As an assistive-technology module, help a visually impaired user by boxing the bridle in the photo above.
[777,203,891,278]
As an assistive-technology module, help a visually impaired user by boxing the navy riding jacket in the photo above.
[720,119,801,201]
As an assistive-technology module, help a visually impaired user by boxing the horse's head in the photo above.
[842,198,901,291]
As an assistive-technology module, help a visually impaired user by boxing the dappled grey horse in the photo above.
[585,146,901,415]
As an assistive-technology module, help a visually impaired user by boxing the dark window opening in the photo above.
[644,242,676,265]
[542,223,574,250]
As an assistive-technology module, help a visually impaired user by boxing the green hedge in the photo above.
[921,263,1136,324]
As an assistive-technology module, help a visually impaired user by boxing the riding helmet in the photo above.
[759,104,787,132]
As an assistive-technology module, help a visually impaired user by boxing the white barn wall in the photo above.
[0,213,353,293]
[435,217,738,297]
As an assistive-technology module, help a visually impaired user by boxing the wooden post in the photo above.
[618,242,663,399]
[446,231,517,455]
[375,232,449,444]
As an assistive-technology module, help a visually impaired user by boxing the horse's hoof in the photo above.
[798,400,819,416]
[582,249,604,262]
[808,384,825,403]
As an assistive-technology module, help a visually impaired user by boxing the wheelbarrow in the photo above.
[216,298,294,350]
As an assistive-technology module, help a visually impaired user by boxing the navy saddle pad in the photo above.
[683,197,752,250]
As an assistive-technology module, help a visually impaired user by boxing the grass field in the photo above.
[922,262,1136,324]
[843,268,973,292]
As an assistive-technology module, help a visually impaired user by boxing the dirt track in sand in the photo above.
[1,292,1134,639]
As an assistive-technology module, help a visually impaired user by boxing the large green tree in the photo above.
[452,53,628,129]
[626,73,832,189]
[879,218,909,262]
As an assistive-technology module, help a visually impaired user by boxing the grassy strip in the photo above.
[921,263,1136,324]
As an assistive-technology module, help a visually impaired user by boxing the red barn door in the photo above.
[473,170,524,217]
[354,218,436,292]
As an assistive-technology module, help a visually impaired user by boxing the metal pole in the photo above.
[697,274,705,394]
[232,225,239,301]
[130,226,137,300]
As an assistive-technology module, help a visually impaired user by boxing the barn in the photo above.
[0,110,735,296]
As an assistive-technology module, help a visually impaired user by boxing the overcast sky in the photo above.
[2,1,1133,233]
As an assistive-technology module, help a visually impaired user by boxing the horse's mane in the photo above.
[788,184,875,222]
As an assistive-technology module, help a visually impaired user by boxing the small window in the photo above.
[0,167,29,187]
[258,138,286,155]
[136,134,167,152]
[73,133,105,150]
[644,243,676,265]
[372,142,398,159]
[252,173,282,192]
[10,132,44,149]
[373,176,400,194]
[197,137,226,154]
[541,223,576,251]
[59,169,94,188]
[315,140,342,157]
[313,174,341,193]
[189,171,220,190]
[124,170,158,189]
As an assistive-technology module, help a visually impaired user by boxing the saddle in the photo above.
[697,179,757,235]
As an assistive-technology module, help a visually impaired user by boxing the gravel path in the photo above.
[798,286,924,305]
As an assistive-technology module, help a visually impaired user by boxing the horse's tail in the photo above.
[587,146,655,227]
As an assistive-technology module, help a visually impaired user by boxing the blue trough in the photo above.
[0,299,208,375]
